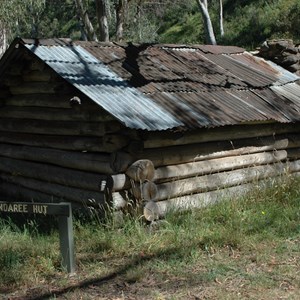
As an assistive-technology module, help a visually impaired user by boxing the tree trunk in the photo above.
[196,0,217,45]
[219,0,224,37]
[74,0,98,41]
[115,0,125,42]
[0,26,7,58]
[96,0,110,42]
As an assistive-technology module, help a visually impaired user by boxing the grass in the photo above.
[1,175,300,299]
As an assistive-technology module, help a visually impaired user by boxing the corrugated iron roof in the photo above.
[2,38,300,131]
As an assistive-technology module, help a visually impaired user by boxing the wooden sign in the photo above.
[0,201,75,274]
[0,202,70,215]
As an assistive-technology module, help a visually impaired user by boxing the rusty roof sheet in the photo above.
[24,43,182,130]
[2,38,300,131]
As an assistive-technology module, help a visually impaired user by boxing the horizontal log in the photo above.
[9,82,73,95]
[3,75,23,86]
[144,184,255,221]
[146,162,300,220]
[0,173,106,206]
[287,148,300,160]
[139,137,288,167]
[126,160,155,182]
[155,162,288,201]
[286,133,300,148]
[6,63,25,76]
[0,143,113,173]
[0,118,122,136]
[0,132,127,152]
[0,181,62,203]
[154,150,287,182]
[0,106,116,122]
[143,123,300,148]
[4,94,72,108]
[110,151,134,173]
[0,90,10,100]
[112,192,130,210]
[0,181,99,211]
[28,59,46,72]
[288,159,300,173]
[0,156,110,192]
[22,70,52,82]
[0,144,131,176]
[4,94,105,110]
[110,174,131,191]
[9,82,58,95]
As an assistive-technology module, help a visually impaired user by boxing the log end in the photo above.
[126,159,155,182]
[143,201,160,222]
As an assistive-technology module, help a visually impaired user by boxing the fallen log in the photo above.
[139,138,288,167]
[143,123,299,148]
[154,150,287,182]
[0,173,106,206]
[155,162,289,201]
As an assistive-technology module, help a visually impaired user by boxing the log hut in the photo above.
[0,37,300,220]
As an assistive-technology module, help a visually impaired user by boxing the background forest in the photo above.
[0,0,300,54]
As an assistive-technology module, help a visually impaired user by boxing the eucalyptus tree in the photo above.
[74,0,98,40]
[0,0,46,56]
[196,0,217,45]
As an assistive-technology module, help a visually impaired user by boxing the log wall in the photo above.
[1,52,300,219]
[0,53,135,211]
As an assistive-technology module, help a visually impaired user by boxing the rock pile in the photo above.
[258,39,300,75]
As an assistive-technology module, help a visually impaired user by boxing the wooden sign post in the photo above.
[0,201,75,274]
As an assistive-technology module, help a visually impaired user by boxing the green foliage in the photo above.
[221,0,300,48]
[158,0,300,48]
[1,0,299,48]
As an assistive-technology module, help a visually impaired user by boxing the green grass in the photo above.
[1,175,300,299]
